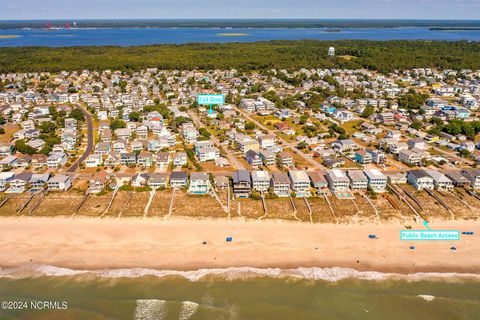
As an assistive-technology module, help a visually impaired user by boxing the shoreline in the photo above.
[3,264,480,282]
[0,217,478,275]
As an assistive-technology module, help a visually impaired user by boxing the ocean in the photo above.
[0,27,480,47]
[0,266,479,319]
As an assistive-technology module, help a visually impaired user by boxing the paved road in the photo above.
[188,110,245,170]
[234,107,326,170]
[65,105,94,173]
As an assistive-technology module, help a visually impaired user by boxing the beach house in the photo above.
[245,150,262,166]
[460,169,480,189]
[173,152,187,167]
[326,169,350,191]
[137,152,154,167]
[170,171,188,188]
[347,170,368,190]
[407,170,434,190]
[85,154,103,168]
[237,139,260,154]
[307,171,328,195]
[29,173,51,191]
[445,171,471,188]
[0,172,14,192]
[120,152,137,166]
[288,170,311,198]
[258,134,276,149]
[364,169,387,193]
[156,152,171,169]
[425,170,453,190]
[258,149,275,166]
[197,147,220,162]
[47,174,72,191]
[188,173,211,195]
[399,149,422,165]
[7,172,32,193]
[148,173,169,189]
[47,152,67,169]
[271,172,290,197]
[232,170,251,198]
[355,150,373,164]
[251,171,270,192]
[277,151,293,166]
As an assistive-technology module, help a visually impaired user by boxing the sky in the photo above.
[1,0,479,20]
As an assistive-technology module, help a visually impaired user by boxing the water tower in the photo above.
[328,47,335,57]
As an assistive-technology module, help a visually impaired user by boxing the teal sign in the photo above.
[197,94,224,105]
[400,230,460,241]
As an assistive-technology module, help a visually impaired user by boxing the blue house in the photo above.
[355,150,373,164]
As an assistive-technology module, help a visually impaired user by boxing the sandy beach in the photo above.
[0,217,479,274]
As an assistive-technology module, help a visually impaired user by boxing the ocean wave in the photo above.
[1,264,480,282]
[179,301,199,320]
[134,299,167,320]
[418,295,436,302]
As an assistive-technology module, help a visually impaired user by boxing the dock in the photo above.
[425,188,453,219]
[118,192,133,218]
[101,186,120,218]
[259,192,268,220]
[304,197,313,223]
[72,191,90,217]
[323,194,338,223]
[143,188,157,218]
[17,192,36,214]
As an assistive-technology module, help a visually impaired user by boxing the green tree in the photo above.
[39,121,57,134]
[1,41,480,74]
[14,139,36,155]
[110,119,126,130]
[411,120,423,130]
[361,105,375,118]
[199,128,211,139]
[297,141,308,150]
[398,90,428,111]
[299,114,309,125]
[245,121,256,130]
[129,111,141,122]
[69,109,85,122]
[459,149,471,157]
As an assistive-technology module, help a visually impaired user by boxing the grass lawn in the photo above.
[0,124,19,143]
[340,120,364,135]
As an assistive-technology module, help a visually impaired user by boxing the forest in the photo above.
[0,40,479,73]
[2,19,480,29]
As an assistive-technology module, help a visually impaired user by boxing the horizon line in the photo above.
[1,18,480,21]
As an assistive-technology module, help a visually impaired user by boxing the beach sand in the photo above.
[217,33,249,37]
[0,35,20,39]
[0,217,479,274]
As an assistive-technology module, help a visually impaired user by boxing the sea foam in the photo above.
[134,299,167,320]
[1,264,480,282]
[179,301,199,320]
[418,295,436,302]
